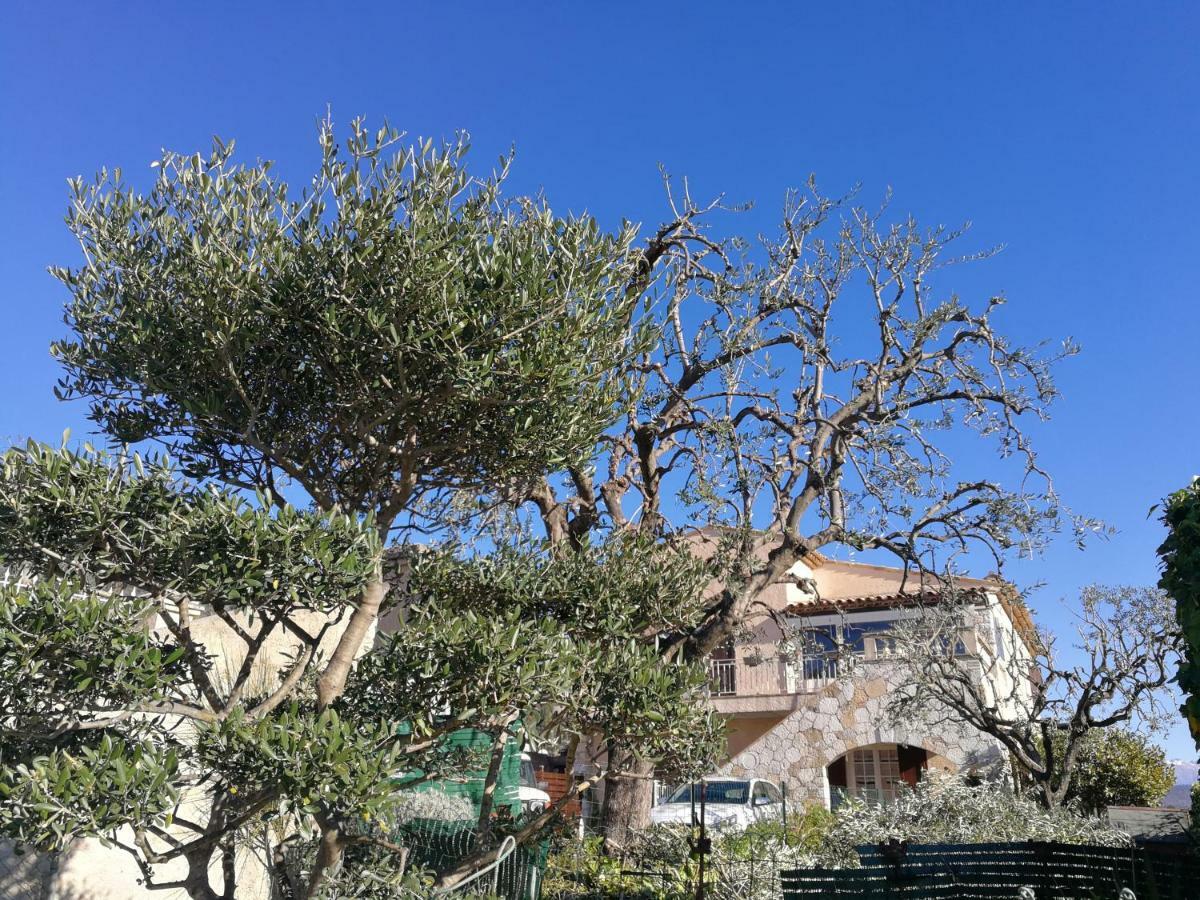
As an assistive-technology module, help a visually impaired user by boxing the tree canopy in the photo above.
[0,443,719,897]
[886,585,1182,808]
[52,119,648,526]
[1037,728,1175,814]
[1157,478,1200,748]
[496,177,1103,834]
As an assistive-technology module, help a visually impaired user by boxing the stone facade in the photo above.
[716,662,1008,806]
[685,539,1033,809]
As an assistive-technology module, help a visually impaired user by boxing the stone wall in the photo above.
[717,662,1007,807]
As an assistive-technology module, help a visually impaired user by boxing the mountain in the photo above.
[1163,760,1199,808]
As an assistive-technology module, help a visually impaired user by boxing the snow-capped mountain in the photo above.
[1163,760,1199,808]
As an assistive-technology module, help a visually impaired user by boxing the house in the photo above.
[693,534,1037,809]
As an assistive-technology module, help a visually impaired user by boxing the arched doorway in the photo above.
[825,742,929,808]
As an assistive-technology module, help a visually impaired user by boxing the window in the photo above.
[843,621,896,656]
[870,633,898,658]
[752,782,769,805]
[797,620,900,665]
[764,783,782,803]
[938,634,969,656]
[666,780,750,805]
[849,747,902,803]
[993,622,1007,660]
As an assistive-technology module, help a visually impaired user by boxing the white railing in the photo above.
[709,658,737,696]
[795,652,844,690]
[707,651,858,697]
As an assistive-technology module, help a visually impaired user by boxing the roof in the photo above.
[782,587,989,616]
[1107,806,1192,842]
[676,527,1038,648]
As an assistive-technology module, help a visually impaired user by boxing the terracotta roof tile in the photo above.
[783,587,988,616]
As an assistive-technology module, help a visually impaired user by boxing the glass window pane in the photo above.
[665,780,751,805]
[877,746,901,800]
[843,621,894,654]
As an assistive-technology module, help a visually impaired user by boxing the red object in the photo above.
[534,769,582,818]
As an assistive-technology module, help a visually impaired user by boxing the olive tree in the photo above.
[42,119,673,885]
[51,117,652,711]
[0,443,720,898]
[12,120,725,896]
[884,585,1182,808]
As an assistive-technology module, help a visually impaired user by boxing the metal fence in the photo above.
[393,818,549,899]
[781,841,1200,900]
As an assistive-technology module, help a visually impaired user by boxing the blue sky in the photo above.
[2,2,1198,759]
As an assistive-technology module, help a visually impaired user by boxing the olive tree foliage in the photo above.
[41,119,694,891]
[824,773,1131,854]
[0,443,381,899]
[52,119,647,524]
[494,180,1102,835]
[51,117,657,719]
[359,537,723,888]
[0,443,721,898]
[884,585,1182,809]
[1156,478,1200,747]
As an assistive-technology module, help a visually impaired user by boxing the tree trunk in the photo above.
[602,753,655,851]
[315,576,387,711]
[304,821,343,899]
[476,718,515,840]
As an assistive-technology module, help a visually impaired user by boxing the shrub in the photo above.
[1035,728,1176,813]
[541,776,1131,899]
[543,807,835,900]
[826,773,1131,852]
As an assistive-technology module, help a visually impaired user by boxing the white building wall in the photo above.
[1,605,373,900]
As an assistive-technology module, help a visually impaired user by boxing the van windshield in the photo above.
[520,760,537,788]
[665,781,750,805]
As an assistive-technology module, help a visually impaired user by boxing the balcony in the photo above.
[706,652,845,714]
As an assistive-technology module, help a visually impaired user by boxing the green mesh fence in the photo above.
[394,818,549,899]
[397,727,524,817]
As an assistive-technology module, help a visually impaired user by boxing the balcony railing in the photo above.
[707,652,848,698]
[709,658,737,696]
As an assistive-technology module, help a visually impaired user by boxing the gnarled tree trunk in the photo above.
[601,752,655,851]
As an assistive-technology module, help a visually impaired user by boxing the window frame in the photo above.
[848,746,902,803]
